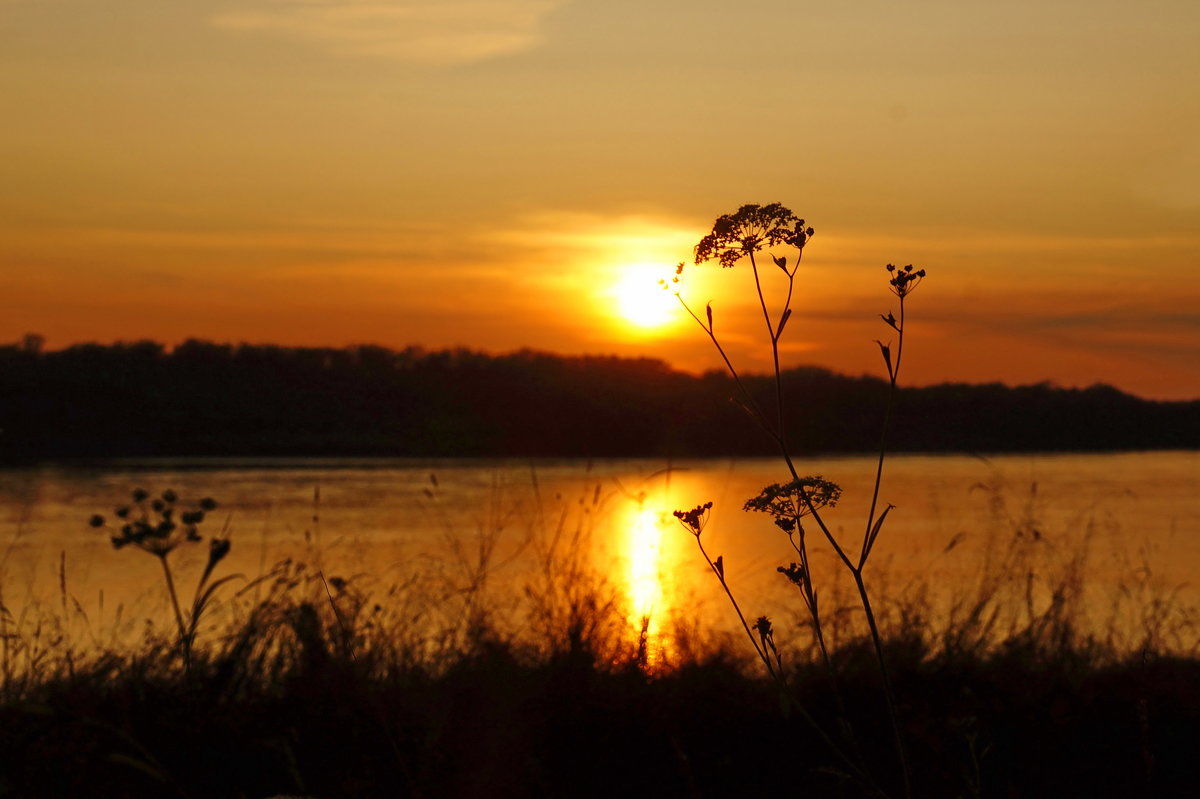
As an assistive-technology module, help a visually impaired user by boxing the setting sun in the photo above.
[609,265,679,331]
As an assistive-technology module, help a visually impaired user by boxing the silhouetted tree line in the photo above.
[0,339,1196,459]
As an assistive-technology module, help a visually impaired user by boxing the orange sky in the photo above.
[2,0,1198,399]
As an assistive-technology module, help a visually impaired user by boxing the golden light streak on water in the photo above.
[623,502,677,663]
[626,506,665,619]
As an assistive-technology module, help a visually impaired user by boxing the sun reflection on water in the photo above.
[627,506,664,617]
[623,502,676,663]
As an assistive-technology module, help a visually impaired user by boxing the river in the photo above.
[1,451,1196,656]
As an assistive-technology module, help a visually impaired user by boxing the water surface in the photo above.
[2,452,1196,652]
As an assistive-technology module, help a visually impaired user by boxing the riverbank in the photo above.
[3,589,1197,798]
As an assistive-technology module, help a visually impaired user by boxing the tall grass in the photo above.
[0,466,1196,796]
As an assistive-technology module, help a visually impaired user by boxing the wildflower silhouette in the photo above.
[670,202,927,798]
[90,489,235,670]
[672,502,712,537]
[693,202,811,268]
[753,615,783,674]
[744,477,842,533]
[672,501,782,682]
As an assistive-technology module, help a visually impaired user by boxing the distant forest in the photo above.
[0,338,1196,460]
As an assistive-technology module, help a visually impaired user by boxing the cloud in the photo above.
[212,0,565,65]
[485,209,699,260]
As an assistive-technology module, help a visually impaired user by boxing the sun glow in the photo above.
[608,264,679,331]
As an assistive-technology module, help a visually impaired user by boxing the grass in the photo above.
[0,473,1197,798]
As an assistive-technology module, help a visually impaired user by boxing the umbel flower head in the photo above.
[673,501,713,537]
[886,263,926,298]
[743,476,842,533]
[694,203,813,268]
[90,488,224,561]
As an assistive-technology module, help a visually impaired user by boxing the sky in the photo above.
[2,0,1198,399]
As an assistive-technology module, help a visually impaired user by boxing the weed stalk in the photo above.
[668,203,926,797]
[89,489,233,672]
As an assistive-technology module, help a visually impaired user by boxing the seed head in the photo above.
[673,501,714,536]
[886,263,927,298]
[694,204,804,268]
[744,477,841,528]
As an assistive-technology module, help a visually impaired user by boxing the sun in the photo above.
[609,264,678,331]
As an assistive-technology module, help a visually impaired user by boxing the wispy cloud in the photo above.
[212,0,565,65]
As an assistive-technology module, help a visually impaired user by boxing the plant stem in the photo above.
[693,535,772,677]
[693,534,885,797]
[157,554,190,669]
[863,296,905,566]
[748,251,788,443]
[852,293,911,797]
[675,295,775,437]
[854,569,910,799]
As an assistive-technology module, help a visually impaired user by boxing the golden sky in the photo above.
[2,0,1198,398]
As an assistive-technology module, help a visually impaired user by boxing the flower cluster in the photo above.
[89,488,222,559]
[886,263,926,298]
[694,203,812,268]
[673,501,713,537]
[743,477,842,533]
[777,562,807,589]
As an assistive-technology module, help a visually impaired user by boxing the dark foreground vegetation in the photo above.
[3,476,1198,799]
[2,574,1198,798]
[1,337,1197,459]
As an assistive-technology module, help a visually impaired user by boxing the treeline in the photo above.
[0,339,1196,459]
